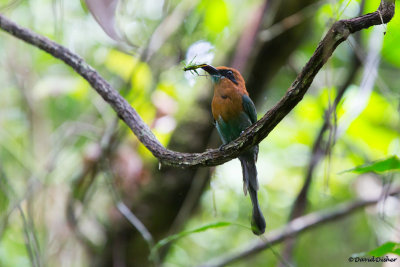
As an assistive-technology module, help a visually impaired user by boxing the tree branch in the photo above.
[198,188,400,267]
[0,0,395,168]
[279,38,362,267]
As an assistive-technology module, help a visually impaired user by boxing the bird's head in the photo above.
[183,63,247,93]
[200,64,241,85]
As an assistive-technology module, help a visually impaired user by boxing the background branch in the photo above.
[199,188,400,267]
[0,0,395,168]
[279,2,367,264]
[279,54,362,265]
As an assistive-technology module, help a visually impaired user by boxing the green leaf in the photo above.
[353,242,400,258]
[341,156,400,174]
[149,221,248,260]
[368,242,400,257]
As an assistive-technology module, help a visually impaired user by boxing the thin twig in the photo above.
[281,1,391,263]
[116,202,155,249]
[279,52,361,266]
[18,204,40,267]
[280,2,367,263]
[0,1,395,168]
[258,0,325,43]
[105,168,160,265]
[337,27,384,138]
[198,188,400,267]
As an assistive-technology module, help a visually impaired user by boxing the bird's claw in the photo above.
[218,144,227,151]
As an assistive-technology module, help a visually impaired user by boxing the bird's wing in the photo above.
[242,94,257,124]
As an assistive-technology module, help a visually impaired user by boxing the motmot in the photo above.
[186,63,266,235]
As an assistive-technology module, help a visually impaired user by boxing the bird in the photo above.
[198,64,266,235]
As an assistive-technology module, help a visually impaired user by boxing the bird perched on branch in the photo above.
[184,63,266,235]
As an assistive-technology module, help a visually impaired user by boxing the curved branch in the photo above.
[198,188,400,267]
[0,0,395,168]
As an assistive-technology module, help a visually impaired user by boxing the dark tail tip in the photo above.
[251,208,266,235]
[249,187,266,235]
[239,155,265,235]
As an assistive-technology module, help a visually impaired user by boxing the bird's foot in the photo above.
[218,144,227,151]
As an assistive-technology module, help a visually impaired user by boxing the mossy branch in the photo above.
[0,0,395,168]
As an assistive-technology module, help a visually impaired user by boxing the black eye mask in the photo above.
[219,69,238,85]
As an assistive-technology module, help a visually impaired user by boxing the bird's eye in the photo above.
[227,70,233,75]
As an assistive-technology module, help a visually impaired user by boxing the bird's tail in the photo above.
[239,156,266,235]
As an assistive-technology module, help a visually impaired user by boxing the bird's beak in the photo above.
[201,64,238,85]
[199,64,220,77]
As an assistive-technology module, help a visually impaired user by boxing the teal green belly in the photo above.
[215,112,252,144]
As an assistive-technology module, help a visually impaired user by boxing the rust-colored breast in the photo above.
[211,67,248,122]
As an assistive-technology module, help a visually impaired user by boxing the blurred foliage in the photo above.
[0,0,399,266]
[344,155,400,174]
[352,241,400,259]
[150,221,245,261]
[367,242,400,257]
